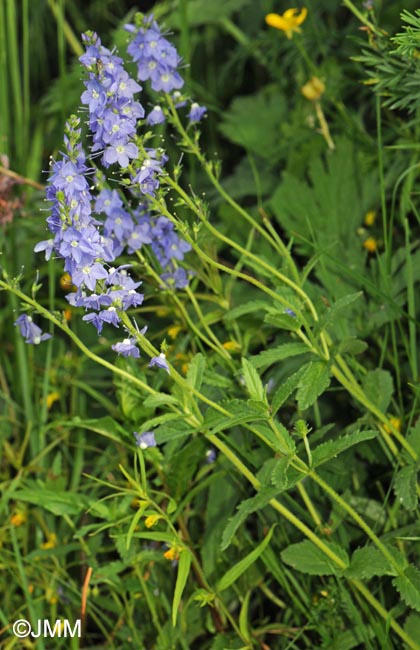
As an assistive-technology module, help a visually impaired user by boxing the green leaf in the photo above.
[204,399,268,434]
[362,369,394,412]
[296,361,331,410]
[143,393,179,408]
[345,546,398,579]
[172,550,192,626]
[154,419,197,444]
[394,464,418,511]
[126,502,149,550]
[219,86,286,161]
[271,365,307,414]
[281,540,349,576]
[238,590,252,642]
[13,483,88,516]
[224,300,271,321]
[264,311,302,331]
[393,565,420,612]
[217,525,275,591]
[311,430,377,468]
[318,292,363,330]
[186,353,206,391]
[250,343,308,369]
[221,490,279,551]
[69,416,129,442]
[241,358,265,402]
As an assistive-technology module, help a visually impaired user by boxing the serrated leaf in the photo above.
[318,292,363,330]
[312,430,377,468]
[393,565,420,612]
[338,338,368,355]
[270,456,291,488]
[264,311,302,331]
[362,369,394,412]
[250,343,308,369]
[186,353,206,390]
[172,550,192,626]
[13,484,88,516]
[296,361,331,410]
[204,399,268,434]
[271,365,307,414]
[153,419,197,444]
[281,540,349,575]
[345,546,398,579]
[241,358,265,402]
[394,464,418,511]
[217,525,275,591]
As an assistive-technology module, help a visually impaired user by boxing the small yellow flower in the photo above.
[156,307,170,317]
[163,545,182,561]
[222,340,241,353]
[364,210,376,227]
[167,325,182,340]
[363,237,377,253]
[384,417,402,434]
[10,512,27,527]
[40,533,57,550]
[45,391,60,410]
[301,76,325,102]
[45,587,58,605]
[59,272,76,291]
[63,308,72,322]
[265,8,308,39]
[145,514,161,528]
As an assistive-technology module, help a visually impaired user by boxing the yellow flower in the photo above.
[364,210,376,227]
[10,512,27,527]
[63,308,72,322]
[384,417,402,434]
[222,340,241,353]
[145,515,161,528]
[301,76,325,102]
[40,533,57,550]
[363,237,377,253]
[163,546,183,561]
[265,8,308,39]
[45,391,60,410]
[167,325,182,340]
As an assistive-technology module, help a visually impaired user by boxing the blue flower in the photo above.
[125,16,184,93]
[14,314,52,345]
[134,430,157,449]
[112,337,140,357]
[146,105,165,125]
[149,353,169,372]
[187,102,207,123]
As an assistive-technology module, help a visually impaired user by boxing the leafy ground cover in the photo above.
[1,1,420,649]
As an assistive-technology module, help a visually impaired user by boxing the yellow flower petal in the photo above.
[40,533,57,550]
[265,8,307,38]
[364,210,376,227]
[363,237,377,253]
[145,515,160,528]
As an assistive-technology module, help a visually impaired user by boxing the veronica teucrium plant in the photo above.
[3,9,420,650]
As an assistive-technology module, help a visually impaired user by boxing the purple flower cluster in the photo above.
[125,14,207,126]
[94,188,191,288]
[80,32,144,168]
[125,16,184,94]
[34,118,144,356]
